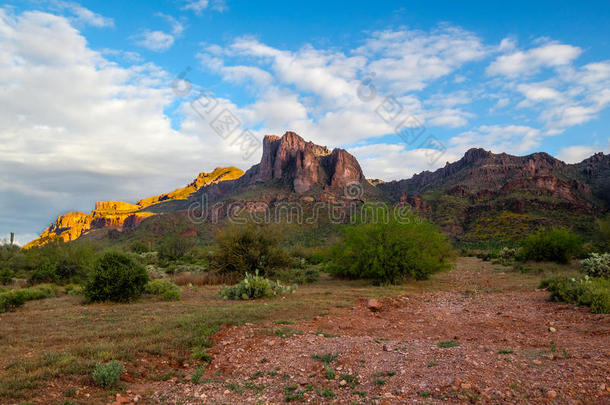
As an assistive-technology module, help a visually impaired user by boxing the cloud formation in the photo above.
[1,6,609,241]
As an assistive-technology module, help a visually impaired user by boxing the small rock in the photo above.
[339,380,347,386]
[367,299,383,312]
[547,390,557,399]
[549,327,557,332]
[461,383,472,390]
[383,392,394,398]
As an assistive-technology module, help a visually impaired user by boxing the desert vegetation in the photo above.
[327,215,455,284]
[0,216,608,403]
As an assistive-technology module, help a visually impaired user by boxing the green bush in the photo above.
[144,279,182,301]
[212,225,292,276]
[540,276,610,314]
[272,267,320,284]
[84,252,149,303]
[327,216,455,285]
[0,268,14,285]
[28,260,57,283]
[157,235,194,262]
[519,228,582,264]
[0,284,58,313]
[92,360,124,387]
[581,253,610,278]
[130,241,150,254]
[219,271,297,300]
[64,283,84,296]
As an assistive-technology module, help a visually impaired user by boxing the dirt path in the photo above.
[135,258,610,404]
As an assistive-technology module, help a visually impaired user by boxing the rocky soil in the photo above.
[124,258,610,404]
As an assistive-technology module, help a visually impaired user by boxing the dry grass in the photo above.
[173,271,240,286]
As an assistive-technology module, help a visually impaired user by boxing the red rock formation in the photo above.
[249,131,362,193]
[26,168,241,247]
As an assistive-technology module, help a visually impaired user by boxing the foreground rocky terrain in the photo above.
[121,258,609,404]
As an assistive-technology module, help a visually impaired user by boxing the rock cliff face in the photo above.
[25,168,243,247]
[249,131,363,193]
[137,167,244,207]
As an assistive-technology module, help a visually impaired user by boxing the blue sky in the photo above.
[1,0,609,243]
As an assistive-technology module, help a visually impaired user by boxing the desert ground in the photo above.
[1,257,608,404]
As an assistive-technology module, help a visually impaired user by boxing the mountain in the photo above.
[378,148,609,242]
[25,167,244,248]
[26,131,609,247]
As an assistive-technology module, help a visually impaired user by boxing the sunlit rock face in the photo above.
[25,167,244,247]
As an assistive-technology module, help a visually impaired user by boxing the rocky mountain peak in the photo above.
[251,131,363,193]
[463,148,492,163]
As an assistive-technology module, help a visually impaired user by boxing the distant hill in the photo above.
[378,147,609,243]
[26,131,609,247]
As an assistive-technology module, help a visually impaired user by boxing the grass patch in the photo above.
[273,327,304,338]
[311,353,338,365]
[437,340,460,348]
[316,330,341,338]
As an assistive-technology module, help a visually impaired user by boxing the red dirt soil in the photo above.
[130,258,609,404]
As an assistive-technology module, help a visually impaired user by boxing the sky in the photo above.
[1,0,609,244]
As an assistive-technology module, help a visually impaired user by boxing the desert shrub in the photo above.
[596,215,610,251]
[0,284,58,313]
[64,283,84,296]
[272,267,320,284]
[581,253,610,278]
[92,360,124,387]
[218,271,297,300]
[130,241,149,254]
[144,279,182,301]
[289,246,328,265]
[157,234,195,262]
[28,260,57,283]
[519,228,582,264]
[84,252,149,303]
[23,242,95,284]
[327,217,455,285]
[540,276,610,314]
[212,225,292,276]
[0,290,28,313]
[0,268,14,285]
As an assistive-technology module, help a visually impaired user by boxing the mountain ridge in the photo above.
[26,131,609,247]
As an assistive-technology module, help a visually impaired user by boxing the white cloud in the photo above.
[348,143,461,181]
[487,42,581,77]
[183,0,227,14]
[52,1,114,27]
[357,26,487,92]
[183,0,209,15]
[556,145,609,163]
[132,14,185,52]
[517,83,562,103]
[450,125,543,154]
[134,30,175,52]
[0,8,255,239]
